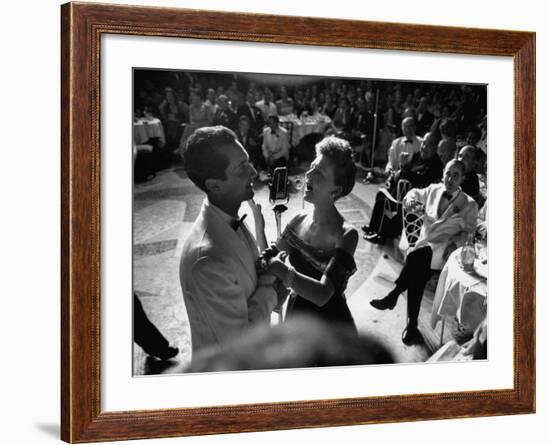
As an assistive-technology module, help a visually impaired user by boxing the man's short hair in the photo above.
[315,136,356,199]
[182,126,238,192]
[445,158,466,176]
[402,116,416,127]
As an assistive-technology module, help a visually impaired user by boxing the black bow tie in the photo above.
[442,191,454,201]
[230,214,247,231]
[271,130,277,136]
[405,139,414,144]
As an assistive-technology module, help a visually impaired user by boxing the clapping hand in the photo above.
[247,199,265,231]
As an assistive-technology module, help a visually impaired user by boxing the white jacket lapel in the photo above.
[204,203,257,285]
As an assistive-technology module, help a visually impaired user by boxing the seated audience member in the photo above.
[415,96,434,136]
[184,315,394,372]
[158,88,188,146]
[204,88,218,115]
[437,118,458,165]
[236,115,263,171]
[255,88,278,121]
[363,132,443,244]
[276,86,295,116]
[332,97,353,134]
[428,317,487,362]
[179,88,214,151]
[347,96,374,148]
[225,80,244,111]
[262,114,290,172]
[466,126,487,177]
[370,160,478,345]
[213,94,238,131]
[457,145,480,203]
[237,89,265,135]
[476,199,487,240]
[385,117,422,174]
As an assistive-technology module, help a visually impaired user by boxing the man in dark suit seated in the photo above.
[457,145,480,204]
[236,115,263,172]
[415,96,434,136]
[362,132,443,244]
[213,94,238,131]
[237,89,265,135]
[346,96,375,151]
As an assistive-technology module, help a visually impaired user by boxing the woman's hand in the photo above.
[266,251,289,280]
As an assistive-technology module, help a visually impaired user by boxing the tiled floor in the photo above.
[133,162,442,375]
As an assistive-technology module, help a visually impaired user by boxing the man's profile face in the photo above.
[216,140,257,204]
[442,162,464,193]
[458,147,475,173]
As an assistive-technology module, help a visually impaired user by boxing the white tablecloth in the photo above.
[133,118,165,146]
[279,114,332,146]
[430,248,487,331]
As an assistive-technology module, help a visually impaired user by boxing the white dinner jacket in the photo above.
[402,183,478,269]
[179,199,276,354]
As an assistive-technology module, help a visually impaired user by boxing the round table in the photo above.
[430,246,487,332]
[279,114,332,146]
[133,117,165,147]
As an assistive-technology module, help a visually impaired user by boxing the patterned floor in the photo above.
[133,163,438,375]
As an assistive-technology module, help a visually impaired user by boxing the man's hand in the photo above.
[403,197,416,212]
[247,199,265,231]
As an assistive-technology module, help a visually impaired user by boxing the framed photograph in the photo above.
[61,2,535,442]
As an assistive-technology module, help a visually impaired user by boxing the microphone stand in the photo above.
[363,87,379,183]
[270,180,289,324]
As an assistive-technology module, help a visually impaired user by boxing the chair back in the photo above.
[398,201,425,252]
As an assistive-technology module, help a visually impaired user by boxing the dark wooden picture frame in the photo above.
[61,2,535,442]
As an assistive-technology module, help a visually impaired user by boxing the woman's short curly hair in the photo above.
[315,136,356,199]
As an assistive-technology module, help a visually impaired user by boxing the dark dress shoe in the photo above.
[401,325,422,345]
[370,292,398,310]
[153,346,179,361]
[365,233,385,244]
[361,226,376,237]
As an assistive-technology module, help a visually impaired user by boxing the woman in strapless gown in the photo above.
[266,135,358,330]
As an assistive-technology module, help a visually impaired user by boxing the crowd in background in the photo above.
[134,70,487,198]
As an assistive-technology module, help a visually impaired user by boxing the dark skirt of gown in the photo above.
[282,224,357,329]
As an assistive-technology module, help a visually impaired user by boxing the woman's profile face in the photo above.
[304,154,337,203]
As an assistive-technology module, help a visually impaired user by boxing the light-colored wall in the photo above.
[1,1,546,444]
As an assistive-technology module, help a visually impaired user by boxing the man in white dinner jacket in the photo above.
[179,125,278,355]
[370,159,478,345]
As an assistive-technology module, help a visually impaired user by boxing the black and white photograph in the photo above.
[132,68,488,375]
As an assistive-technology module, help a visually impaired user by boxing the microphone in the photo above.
[269,167,289,205]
